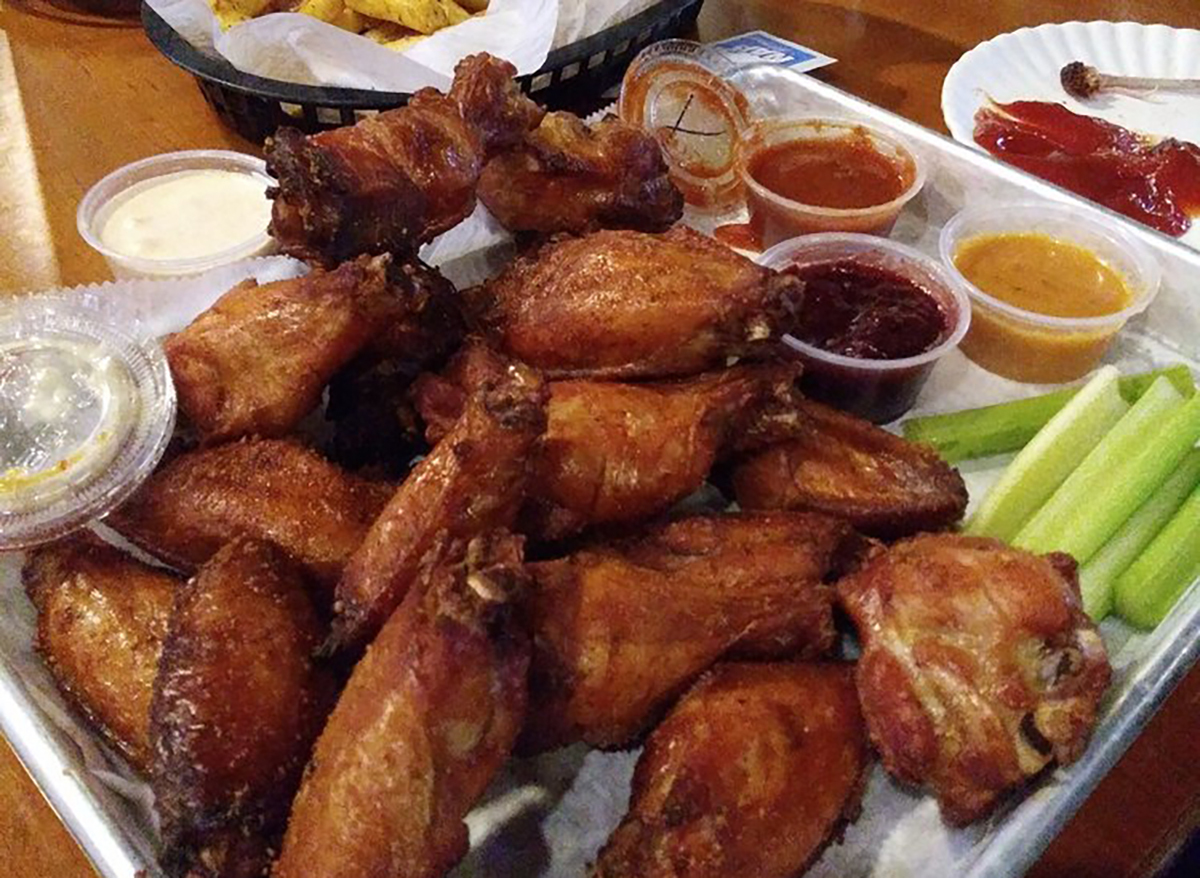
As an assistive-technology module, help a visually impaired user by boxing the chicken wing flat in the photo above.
[837,534,1112,824]
[106,438,393,591]
[465,226,806,379]
[594,662,870,878]
[23,535,178,773]
[521,512,867,752]
[273,533,530,878]
[477,112,683,234]
[165,255,394,443]
[151,537,335,878]
[330,359,547,652]
[732,396,968,538]
[266,53,544,264]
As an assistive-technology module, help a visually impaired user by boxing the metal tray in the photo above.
[2,64,1199,878]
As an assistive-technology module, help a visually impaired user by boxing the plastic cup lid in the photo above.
[0,294,175,550]
[619,40,751,210]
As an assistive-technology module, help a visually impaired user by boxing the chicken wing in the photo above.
[478,112,683,234]
[106,438,393,592]
[837,534,1112,825]
[266,53,544,264]
[165,255,394,443]
[150,537,335,878]
[732,396,968,538]
[329,357,547,652]
[273,533,530,878]
[23,535,178,773]
[593,662,870,878]
[464,226,806,379]
[521,512,867,752]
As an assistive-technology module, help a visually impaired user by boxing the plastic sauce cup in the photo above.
[939,203,1161,384]
[758,233,971,423]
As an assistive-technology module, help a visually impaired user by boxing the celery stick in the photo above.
[1078,449,1200,620]
[1015,376,1185,554]
[1021,391,1200,565]
[965,367,1127,542]
[1114,479,1200,629]
[902,365,1196,462]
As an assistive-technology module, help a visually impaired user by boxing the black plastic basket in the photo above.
[142,0,703,143]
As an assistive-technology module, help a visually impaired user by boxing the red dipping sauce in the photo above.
[974,100,1200,237]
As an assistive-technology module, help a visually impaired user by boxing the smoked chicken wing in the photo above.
[837,534,1112,824]
[273,533,530,878]
[593,662,870,878]
[520,512,867,752]
[478,112,683,234]
[23,536,178,772]
[266,53,543,264]
[465,226,806,379]
[106,438,393,592]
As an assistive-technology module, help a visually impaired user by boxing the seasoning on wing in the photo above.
[521,512,867,752]
[837,534,1112,824]
[266,53,544,264]
[274,533,530,878]
[23,535,179,773]
[464,226,806,379]
[593,662,870,878]
[329,357,547,652]
[478,111,683,234]
[150,537,336,878]
[732,396,968,538]
[106,438,393,592]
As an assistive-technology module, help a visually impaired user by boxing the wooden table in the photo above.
[1,0,1198,875]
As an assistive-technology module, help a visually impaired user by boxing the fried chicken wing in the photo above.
[23,536,178,772]
[106,438,393,591]
[150,537,335,878]
[165,255,394,443]
[594,662,870,878]
[273,533,530,878]
[266,53,543,264]
[478,112,683,234]
[837,534,1112,824]
[732,396,968,538]
[329,359,547,652]
[465,226,805,379]
[521,512,866,752]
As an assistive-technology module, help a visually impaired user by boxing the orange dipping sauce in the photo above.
[748,135,908,209]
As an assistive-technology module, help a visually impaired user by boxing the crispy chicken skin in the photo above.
[165,255,394,443]
[465,226,806,379]
[837,534,1112,825]
[266,53,543,264]
[413,343,803,540]
[273,533,530,878]
[106,438,393,591]
[478,112,683,234]
[520,512,867,752]
[151,537,335,878]
[330,359,547,652]
[23,536,178,773]
[593,662,870,878]
[733,396,968,539]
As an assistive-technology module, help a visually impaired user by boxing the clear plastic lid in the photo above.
[0,295,176,549]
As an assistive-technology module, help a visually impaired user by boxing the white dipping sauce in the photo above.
[98,169,272,261]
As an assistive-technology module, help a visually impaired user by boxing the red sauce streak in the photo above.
[974,100,1200,237]
[788,260,948,359]
[713,222,762,251]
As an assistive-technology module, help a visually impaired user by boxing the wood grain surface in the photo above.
[1,1,1198,876]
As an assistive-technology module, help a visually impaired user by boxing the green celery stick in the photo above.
[965,367,1127,542]
[1079,449,1200,620]
[1015,376,1185,554]
[1020,391,1200,565]
[902,365,1196,462]
[1114,479,1200,629]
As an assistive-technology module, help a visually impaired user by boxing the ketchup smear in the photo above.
[974,100,1200,237]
